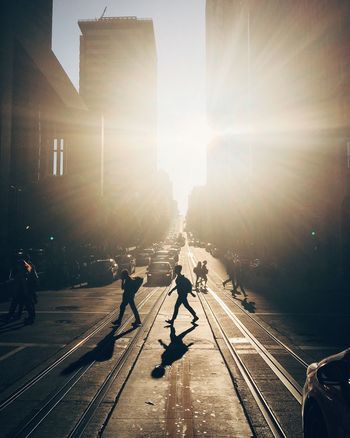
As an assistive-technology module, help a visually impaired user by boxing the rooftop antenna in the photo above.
[99,6,107,20]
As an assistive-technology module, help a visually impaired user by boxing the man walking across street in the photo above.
[114,270,142,327]
[166,265,198,325]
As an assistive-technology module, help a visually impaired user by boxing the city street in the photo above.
[0,245,349,437]
[2,2,350,437]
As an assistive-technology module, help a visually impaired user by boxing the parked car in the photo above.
[135,248,155,266]
[302,348,350,438]
[147,262,173,285]
[115,254,136,274]
[88,259,118,285]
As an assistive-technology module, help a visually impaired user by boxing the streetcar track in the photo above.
[0,267,148,413]
[10,285,164,438]
[189,249,308,371]
[199,289,287,438]
[71,283,171,438]
[185,246,304,437]
[0,278,148,409]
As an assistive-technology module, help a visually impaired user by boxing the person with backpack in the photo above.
[200,260,208,289]
[114,269,143,327]
[166,265,198,325]
[193,261,202,290]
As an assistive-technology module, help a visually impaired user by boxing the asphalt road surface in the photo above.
[0,246,348,437]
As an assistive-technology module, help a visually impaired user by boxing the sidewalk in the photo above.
[103,291,253,437]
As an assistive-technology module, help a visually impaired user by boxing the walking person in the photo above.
[166,265,198,325]
[25,256,39,304]
[223,258,236,289]
[114,270,142,327]
[7,259,35,324]
[234,259,247,297]
[193,261,202,290]
[201,260,208,289]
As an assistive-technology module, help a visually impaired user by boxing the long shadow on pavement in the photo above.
[61,325,137,375]
[151,323,198,378]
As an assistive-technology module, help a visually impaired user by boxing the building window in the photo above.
[60,139,64,176]
[53,138,58,176]
[52,138,65,176]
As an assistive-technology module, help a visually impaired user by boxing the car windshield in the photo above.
[149,263,170,271]
[116,256,129,262]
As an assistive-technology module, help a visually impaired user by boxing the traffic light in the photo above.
[49,236,54,241]
[311,230,316,237]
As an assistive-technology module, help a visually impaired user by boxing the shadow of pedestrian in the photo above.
[151,323,198,379]
[241,297,256,313]
[0,316,26,333]
[61,325,136,375]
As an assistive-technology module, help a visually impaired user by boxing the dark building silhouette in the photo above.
[188,0,350,283]
[0,1,102,261]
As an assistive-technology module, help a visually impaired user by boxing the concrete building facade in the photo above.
[78,17,158,198]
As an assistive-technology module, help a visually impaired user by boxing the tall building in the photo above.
[199,0,350,277]
[78,17,157,198]
[0,1,102,261]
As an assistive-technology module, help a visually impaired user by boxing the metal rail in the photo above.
[69,284,170,438]
[185,248,303,437]
[13,285,165,438]
[199,257,309,368]
[189,250,308,370]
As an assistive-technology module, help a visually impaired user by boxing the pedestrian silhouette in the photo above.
[166,265,198,325]
[223,258,236,289]
[7,259,35,324]
[233,259,247,297]
[193,261,202,290]
[114,270,142,327]
[151,323,198,378]
[201,260,208,289]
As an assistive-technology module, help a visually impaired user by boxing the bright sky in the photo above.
[52,0,207,213]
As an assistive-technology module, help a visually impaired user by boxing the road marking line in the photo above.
[0,311,108,315]
[0,346,26,363]
[0,342,66,348]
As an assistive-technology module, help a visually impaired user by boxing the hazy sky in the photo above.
[52,0,207,213]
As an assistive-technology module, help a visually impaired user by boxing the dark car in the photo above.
[136,249,155,266]
[166,248,179,263]
[302,348,350,438]
[115,254,136,274]
[88,259,118,285]
[147,262,173,285]
[151,250,176,267]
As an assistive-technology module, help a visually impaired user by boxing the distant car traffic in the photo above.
[151,250,176,267]
[135,248,155,266]
[147,262,173,285]
[88,259,118,285]
[165,248,179,263]
[302,348,350,438]
[115,254,136,274]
